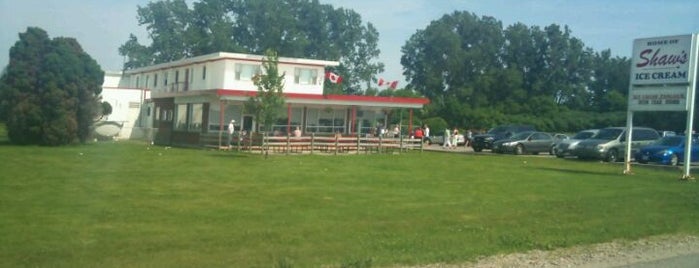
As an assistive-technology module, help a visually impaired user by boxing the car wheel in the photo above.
[555,152,565,158]
[550,146,557,155]
[514,144,524,155]
[606,149,618,162]
[670,154,679,166]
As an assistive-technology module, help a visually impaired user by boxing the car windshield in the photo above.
[572,131,596,139]
[595,129,623,140]
[654,136,683,146]
[511,131,533,140]
[487,126,509,134]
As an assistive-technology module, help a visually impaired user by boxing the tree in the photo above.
[400,11,636,131]
[245,49,285,133]
[0,27,104,145]
[119,0,383,94]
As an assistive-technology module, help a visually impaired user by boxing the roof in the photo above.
[213,89,430,109]
[124,52,340,75]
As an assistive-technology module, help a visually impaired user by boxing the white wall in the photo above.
[99,87,150,139]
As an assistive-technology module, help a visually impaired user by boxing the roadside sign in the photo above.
[625,34,698,179]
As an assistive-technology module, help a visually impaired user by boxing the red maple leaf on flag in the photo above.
[325,71,342,84]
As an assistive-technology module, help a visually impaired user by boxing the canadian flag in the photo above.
[378,78,399,89]
[325,71,342,84]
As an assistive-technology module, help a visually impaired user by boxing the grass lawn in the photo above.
[1,140,698,267]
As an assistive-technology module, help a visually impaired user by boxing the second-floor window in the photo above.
[294,68,318,85]
[235,63,262,81]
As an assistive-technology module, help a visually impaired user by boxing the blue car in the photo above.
[635,136,699,165]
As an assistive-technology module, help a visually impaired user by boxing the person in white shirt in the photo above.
[443,127,452,149]
[228,119,235,147]
[423,124,430,143]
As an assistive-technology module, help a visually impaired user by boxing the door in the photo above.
[242,115,255,133]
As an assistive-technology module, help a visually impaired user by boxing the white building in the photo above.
[98,71,151,140]
[100,52,429,146]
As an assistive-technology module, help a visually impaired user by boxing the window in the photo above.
[235,63,262,81]
[154,73,158,87]
[164,72,169,86]
[189,104,203,131]
[145,75,150,89]
[176,104,188,130]
[136,76,140,88]
[294,68,318,85]
[202,66,206,80]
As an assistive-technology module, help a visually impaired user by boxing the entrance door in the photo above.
[242,115,255,133]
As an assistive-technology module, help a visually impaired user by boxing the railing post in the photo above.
[286,133,291,155]
[263,132,268,158]
[310,133,315,155]
[334,134,339,155]
[379,135,383,154]
[400,134,404,153]
[356,134,361,154]
[420,136,424,153]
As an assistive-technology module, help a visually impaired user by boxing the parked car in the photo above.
[659,130,677,137]
[553,129,599,158]
[471,125,535,152]
[635,136,699,165]
[549,133,570,154]
[492,131,553,155]
[573,127,660,162]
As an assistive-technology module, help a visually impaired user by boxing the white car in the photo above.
[430,134,465,146]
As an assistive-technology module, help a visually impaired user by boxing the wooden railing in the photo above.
[207,132,424,155]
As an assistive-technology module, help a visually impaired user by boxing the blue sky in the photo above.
[2,0,698,86]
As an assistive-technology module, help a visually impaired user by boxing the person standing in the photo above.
[466,129,473,147]
[452,128,459,148]
[443,127,452,149]
[228,119,235,147]
[423,124,430,144]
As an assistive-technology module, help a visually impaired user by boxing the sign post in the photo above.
[627,34,698,179]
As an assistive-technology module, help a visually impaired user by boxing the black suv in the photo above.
[471,124,536,152]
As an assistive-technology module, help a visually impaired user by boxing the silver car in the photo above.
[553,129,599,158]
[573,127,660,162]
[493,131,553,155]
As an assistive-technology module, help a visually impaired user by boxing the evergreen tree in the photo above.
[0,27,103,145]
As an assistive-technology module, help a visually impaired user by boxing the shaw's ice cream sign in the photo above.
[629,34,698,111]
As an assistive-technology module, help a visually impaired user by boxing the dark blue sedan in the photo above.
[635,136,699,165]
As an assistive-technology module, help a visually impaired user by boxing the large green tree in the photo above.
[401,11,634,131]
[120,0,383,94]
[0,27,104,145]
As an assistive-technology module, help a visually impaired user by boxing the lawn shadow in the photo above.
[532,166,622,178]
[207,151,254,159]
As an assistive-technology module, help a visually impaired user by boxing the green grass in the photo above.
[1,141,698,267]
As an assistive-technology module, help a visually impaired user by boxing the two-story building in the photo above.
[101,52,429,147]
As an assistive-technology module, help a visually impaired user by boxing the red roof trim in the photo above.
[215,89,430,105]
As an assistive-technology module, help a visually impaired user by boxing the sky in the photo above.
[1,0,698,87]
